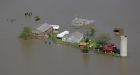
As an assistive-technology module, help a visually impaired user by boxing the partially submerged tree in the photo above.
[89,26,96,37]
[19,27,33,40]
[84,26,96,39]
[96,33,112,45]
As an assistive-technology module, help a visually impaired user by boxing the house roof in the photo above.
[64,32,83,39]
[36,23,52,32]
[75,17,86,21]
[32,30,42,34]
[72,17,95,24]
[71,32,83,39]
[62,32,83,43]
[63,33,71,38]
[72,18,86,23]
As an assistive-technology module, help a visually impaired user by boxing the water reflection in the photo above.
[19,39,33,51]
[6,18,16,24]
[82,54,90,64]
[19,39,34,74]
[120,58,127,75]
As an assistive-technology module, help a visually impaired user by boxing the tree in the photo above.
[84,26,96,39]
[96,33,112,45]
[19,27,33,40]
[89,26,96,37]
[85,38,89,42]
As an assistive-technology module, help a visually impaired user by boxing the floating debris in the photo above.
[34,16,40,21]
[25,12,32,16]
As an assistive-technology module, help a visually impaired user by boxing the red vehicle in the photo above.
[102,44,116,53]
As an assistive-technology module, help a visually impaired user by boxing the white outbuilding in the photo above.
[50,25,60,30]
[57,31,69,38]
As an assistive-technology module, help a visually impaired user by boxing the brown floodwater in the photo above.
[0,0,140,75]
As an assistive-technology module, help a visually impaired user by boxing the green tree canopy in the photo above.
[19,27,33,40]
[89,26,96,37]
[96,33,112,45]
[85,26,96,39]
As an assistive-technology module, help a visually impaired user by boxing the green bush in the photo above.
[88,39,97,49]
[19,27,33,40]
[85,38,89,42]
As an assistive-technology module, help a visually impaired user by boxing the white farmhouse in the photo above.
[72,17,95,26]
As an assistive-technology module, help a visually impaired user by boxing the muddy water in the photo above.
[0,0,140,75]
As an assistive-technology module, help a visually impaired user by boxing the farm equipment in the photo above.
[95,44,120,54]
[102,44,120,54]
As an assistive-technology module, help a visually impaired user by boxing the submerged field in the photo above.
[0,0,140,75]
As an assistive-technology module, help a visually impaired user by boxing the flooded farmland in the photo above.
[0,0,140,75]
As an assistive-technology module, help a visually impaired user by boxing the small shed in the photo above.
[50,25,60,30]
[57,31,69,38]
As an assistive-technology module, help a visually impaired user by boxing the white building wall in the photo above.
[120,36,127,57]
